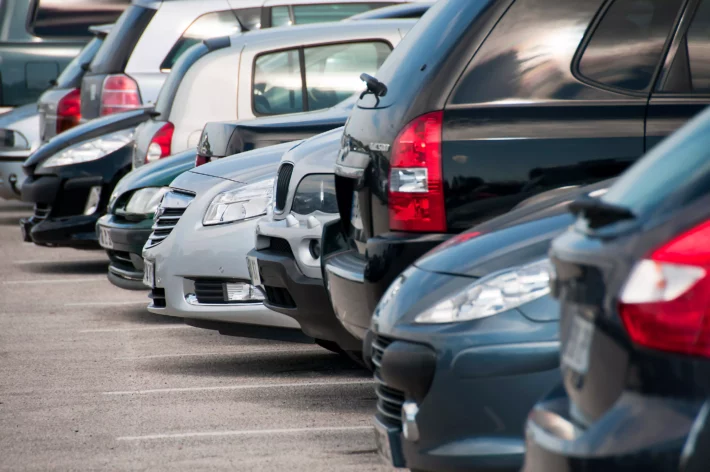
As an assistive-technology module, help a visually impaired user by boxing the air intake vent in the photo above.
[274,163,293,212]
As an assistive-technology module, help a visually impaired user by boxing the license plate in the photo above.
[143,259,155,288]
[350,190,363,231]
[98,227,114,249]
[562,314,594,374]
[373,421,393,464]
[247,256,262,287]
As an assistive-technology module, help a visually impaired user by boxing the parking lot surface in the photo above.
[0,200,390,471]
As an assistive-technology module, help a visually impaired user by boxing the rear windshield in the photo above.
[602,107,710,217]
[357,0,494,109]
[89,5,156,74]
[55,36,104,88]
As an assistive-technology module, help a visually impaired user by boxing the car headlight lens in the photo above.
[40,129,134,168]
[414,259,553,324]
[124,187,169,215]
[203,178,274,226]
[291,174,338,215]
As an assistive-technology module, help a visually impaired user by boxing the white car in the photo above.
[131,18,413,167]
[0,105,40,200]
[79,0,415,123]
[142,141,305,338]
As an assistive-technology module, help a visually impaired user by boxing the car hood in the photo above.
[189,140,301,183]
[23,107,153,170]
[416,181,614,278]
[281,126,343,171]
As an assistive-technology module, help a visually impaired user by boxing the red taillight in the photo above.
[195,154,210,167]
[145,122,174,164]
[100,74,141,116]
[388,111,446,233]
[619,220,710,357]
[56,88,81,134]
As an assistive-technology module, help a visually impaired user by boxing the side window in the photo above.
[160,11,242,72]
[292,4,390,24]
[303,41,391,111]
[253,49,304,115]
[663,0,710,94]
[271,6,293,26]
[578,0,684,92]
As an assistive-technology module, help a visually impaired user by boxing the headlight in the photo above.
[124,187,169,215]
[414,259,552,324]
[203,178,274,226]
[291,174,337,215]
[40,129,134,168]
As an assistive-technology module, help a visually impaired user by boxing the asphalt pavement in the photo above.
[0,200,392,471]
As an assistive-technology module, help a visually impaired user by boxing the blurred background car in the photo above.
[248,127,363,361]
[524,97,710,471]
[367,182,611,472]
[345,1,433,20]
[324,0,710,345]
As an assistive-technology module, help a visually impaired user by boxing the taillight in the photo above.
[145,122,174,164]
[619,220,710,356]
[100,74,141,116]
[388,111,446,233]
[195,154,210,167]
[56,88,81,134]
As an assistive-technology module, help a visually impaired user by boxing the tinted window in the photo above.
[602,107,710,216]
[254,49,304,115]
[292,3,389,24]
[579,0,683,92]
[89,5,156,74]
[304,41,391,111]
[664,0,710,94]
[55,36,104,88]
[160,11,241,71]
[29,0,128,38]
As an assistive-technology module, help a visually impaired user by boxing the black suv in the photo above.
[324,0,710,342]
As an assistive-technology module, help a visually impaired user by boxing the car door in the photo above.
[442,0,685,232]
[646,0,710,150]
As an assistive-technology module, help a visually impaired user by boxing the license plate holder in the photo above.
[99,227,114,249]
[247,256,262,287]
[562,312,594,374]
[143,259,155,288]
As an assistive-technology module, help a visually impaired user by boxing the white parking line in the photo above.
[117,425,373,441]
[79,325,190,334]
[104,379,374,396]
[114,346,323,360]
[2,277,105,285]
[66,301,146,307]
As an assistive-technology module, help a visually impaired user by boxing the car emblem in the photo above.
[368,143,390,152]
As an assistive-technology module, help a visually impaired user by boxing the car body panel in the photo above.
[0,104,41,199]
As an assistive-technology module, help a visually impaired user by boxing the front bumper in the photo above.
[250,247,361,352]
[0,158,27,200]
[96,214,153,290]
[323,232,450,341]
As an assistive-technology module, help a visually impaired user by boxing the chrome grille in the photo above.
[33,204,51,221]
[274,163,293,212]
[147,190,194,247]
[372,335,404,429]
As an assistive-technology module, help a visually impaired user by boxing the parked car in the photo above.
[247,127,363,358]
[324,0,710,343]
[79,0,411,123]
[20,108,152,247]
[131,18,410,167]
[99,99,353,289]
[368,181,611,472]
[523,95,710,470]
[345,1,434,20]
[142,141,309,342]
[0,24,113,201]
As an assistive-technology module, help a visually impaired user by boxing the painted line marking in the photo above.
[79,325,190,334]
[104,380,374,396]
[65,301,146,307]
[2,277,105,285]
[114,347,322,360]
[117,425,372,441]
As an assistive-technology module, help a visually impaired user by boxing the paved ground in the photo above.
[0,200,392,471]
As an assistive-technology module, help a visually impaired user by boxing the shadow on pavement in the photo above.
[19,259,109,275]
[111,307,183,325]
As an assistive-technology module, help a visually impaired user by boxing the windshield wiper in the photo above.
[569,195,635,229]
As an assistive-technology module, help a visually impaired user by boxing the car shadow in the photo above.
[0,202,32,212]
[19,259,109,275]
[110,307,183,325]
[0,215,23,226]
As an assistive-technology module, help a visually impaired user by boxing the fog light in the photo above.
[402,401,420,442]
[226,282,265,302]
[309,239,321,259]
[84,186,102,215]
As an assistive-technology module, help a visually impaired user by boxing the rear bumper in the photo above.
[323,232,450,340]
[21,213,100,248]
[250,248,361,352]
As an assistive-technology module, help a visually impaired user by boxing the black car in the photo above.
[523,101,710,467]
[20,108,152,248]
[324,0,710,342]
[367,182,611,472]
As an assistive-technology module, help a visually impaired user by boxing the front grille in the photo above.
[372,335,404,429]
[147,191,194,247]
[268,237,293,256]
[274,163,293,212]
[194,279,227,304]
[264,285,296,308]
[33,204,51,221]
[149,288,166,308]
